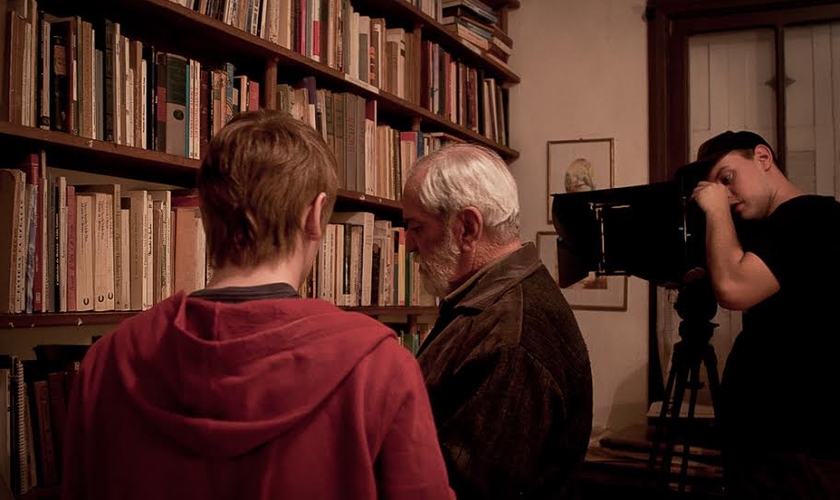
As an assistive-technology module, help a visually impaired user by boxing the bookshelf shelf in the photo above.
[0,306,439,328]
[0,122,200,185]
[340,306,439,316]
[335,188,404,220]
[483,0,521,9]
[0,312,138,328]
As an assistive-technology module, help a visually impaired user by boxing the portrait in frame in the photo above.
[546,137,615,223]
[541,138,625,309]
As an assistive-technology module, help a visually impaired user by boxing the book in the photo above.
[0,169,25,313]
[0,355,29,494]
[74,184,122,309]
[331,211,374,307]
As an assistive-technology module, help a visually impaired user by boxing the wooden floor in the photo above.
[581,423,724,500]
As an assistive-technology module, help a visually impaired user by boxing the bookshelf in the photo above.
[0,0,519,495]
[0,0,520,321]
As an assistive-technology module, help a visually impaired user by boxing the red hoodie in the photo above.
[61,293,453,500]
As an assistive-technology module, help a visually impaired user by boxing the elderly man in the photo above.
[402,143,594,499]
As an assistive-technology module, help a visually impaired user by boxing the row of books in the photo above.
[165,0,510,145]
[4,1,507,172]
[1,346,88,494]
[208,0,511,147]
[303,213,436,308]
[0,149,441,314]
[280,77,464,200]
[0,154,209,314]
[3,3,258,157]
[169,0,426,101]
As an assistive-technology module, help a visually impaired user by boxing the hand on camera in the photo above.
[692,181,730,217]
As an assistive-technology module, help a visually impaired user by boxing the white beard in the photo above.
[416,229,461,298]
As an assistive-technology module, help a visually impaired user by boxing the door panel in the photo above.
[784,23,840,198]
[689,30,776,157]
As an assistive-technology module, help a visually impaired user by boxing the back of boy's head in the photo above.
[198,110,338,269]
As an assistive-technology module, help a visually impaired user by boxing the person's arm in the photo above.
[693,181,779,310]
[376,348,455,500]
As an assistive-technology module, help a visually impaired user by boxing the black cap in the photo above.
[674,130,775,189]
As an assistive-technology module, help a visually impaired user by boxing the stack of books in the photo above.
[441,0,513,69]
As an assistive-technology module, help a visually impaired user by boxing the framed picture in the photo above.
[536,231,628,311]
[546,137,615,223]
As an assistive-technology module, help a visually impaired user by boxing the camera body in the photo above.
[551,180,706,289]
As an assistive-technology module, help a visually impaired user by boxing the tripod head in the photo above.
[674,268,718,323]
[672,268,719,347]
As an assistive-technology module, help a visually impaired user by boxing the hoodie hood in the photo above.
[109,293,394,458]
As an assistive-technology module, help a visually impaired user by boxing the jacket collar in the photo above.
[440,242,544,314]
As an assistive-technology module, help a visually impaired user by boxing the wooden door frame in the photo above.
[645,0,840,402]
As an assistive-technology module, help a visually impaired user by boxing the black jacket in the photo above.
[418,242,593,500]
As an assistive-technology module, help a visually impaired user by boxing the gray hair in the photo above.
[412,143,520,242]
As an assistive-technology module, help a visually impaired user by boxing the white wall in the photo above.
[508,0,650,432]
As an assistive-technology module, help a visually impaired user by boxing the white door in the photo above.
[784,23,840,198]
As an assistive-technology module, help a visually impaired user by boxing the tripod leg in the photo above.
[649,349,681,473]
[678,360,702,495]
[703,346,721,420]
[659,351,690,496]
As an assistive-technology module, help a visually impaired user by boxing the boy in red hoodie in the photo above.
[61,111,453,500]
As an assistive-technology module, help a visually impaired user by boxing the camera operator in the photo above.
[684,130,840,499]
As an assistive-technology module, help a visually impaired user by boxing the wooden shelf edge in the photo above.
[1,306,437,328]
[0,121,201,182]
[0,312,137,328]
[336,189,403,211]
[341,306,439,316]
[484,0,521,9]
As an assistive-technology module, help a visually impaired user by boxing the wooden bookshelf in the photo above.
[0,0,520,323]
[1,1,519,496]
[39,0,518,160]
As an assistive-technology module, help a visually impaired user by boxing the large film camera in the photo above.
[550,179,706,289]
[552,178,723,493]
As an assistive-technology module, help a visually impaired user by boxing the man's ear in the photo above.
[754,145,773,170]
[455,207,483,252]
[303,192,327,241]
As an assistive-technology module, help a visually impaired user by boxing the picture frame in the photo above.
[536,231,628,311]
[546,137,615,223]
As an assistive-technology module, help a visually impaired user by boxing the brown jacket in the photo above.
[418,242,593,500]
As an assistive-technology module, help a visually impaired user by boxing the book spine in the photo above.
[65,186,76,312]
